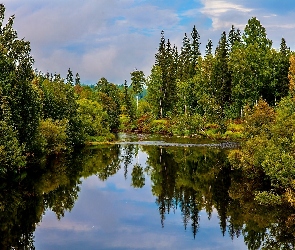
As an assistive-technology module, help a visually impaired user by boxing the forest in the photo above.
[1,4,295,207]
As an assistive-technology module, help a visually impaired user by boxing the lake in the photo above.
[1,134,295,249]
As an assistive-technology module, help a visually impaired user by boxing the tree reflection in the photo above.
[131,163,145,188]
[2,143,295,249]
[0,144,121,249]
[144,145,295,248]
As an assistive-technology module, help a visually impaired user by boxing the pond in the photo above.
[1,134,295,249]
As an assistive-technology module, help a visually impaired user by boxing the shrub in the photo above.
[170,114,204,136]
[150,119,169,134]
[39,119,68,154]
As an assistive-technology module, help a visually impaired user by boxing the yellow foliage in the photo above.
[288,55,295,94]
[284,188,295,207]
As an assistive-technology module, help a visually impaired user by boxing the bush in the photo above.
[170,114,204,136]
[39,119,68,154]
[150,119,169,134]
[137,113,154,133]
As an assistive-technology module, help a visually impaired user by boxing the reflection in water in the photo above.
[1,142,295,249]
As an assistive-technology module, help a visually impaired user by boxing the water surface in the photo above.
[2,135,295,249]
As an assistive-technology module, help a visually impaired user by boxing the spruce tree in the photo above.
[205,39,213,57]
[152,32,178,118]
[190,25,201,77]
[75,72,81,86]
[179,33,191,81]
[66,68,74,85]
[228,25,241,50]
[212,31,231,112]
[276,38,290,100]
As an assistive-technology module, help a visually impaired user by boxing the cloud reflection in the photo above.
[34,147,246,250]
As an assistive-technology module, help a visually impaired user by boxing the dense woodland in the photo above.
[2,4,295,211]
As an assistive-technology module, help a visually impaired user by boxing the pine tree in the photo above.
[123,80,135,121]
[212,31,231,111]
[276,38,290,100]
[179,33,191,81]
[228,25,241,50]
[66,68,74,85]
[190,25,201,77]
[152,32,178,118]
[75,72,81,86]
[155,30,166,67]
[205,39,213,57]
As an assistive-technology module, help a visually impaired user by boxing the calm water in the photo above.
[1,134,295,249]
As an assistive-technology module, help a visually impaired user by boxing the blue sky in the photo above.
[3,0,295,84]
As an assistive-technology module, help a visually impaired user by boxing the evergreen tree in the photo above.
[228,25,241,50]
[155,30,166,67]
[205,39,213,57]
[75,72,81,86]
[276,38,290,100]
[179,33,191,81]
[153,32,178,118]
[123,80,136,121]
[229,17,273,116]
[66,68,74,85]
[212,31,231,112]
[147,65,163,118]
[190,25,201,77]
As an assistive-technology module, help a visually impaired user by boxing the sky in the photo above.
[2,0,295,85]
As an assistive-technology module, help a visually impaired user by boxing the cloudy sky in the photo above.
[3,0,295,85]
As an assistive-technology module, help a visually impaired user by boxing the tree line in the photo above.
[1,3,295,170]
[145,18,290,129]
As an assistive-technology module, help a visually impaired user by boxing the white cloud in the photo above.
[199,0,253,30]
[2,0,295,84]
[1,0,180,83]
[201,0,252,15]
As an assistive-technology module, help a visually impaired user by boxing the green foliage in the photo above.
[77,98,109,138]
[96,77,121,131]
[130,70,145,95]
[0,120,26,173]
[212,31,231,111]
[242,17,272,49]
[39,119,68,154]
[41,78,76,121]
[40,77,85,147]
[131,164,145,188]
[150,119,169,134]
[66,68,74,85]
[170,113,204,136]
[243,99,275,137]
[222,121,245,140]
[229,96,295,207]
[153,32,178,118]
[120,80,136,128]
[0,5,42,153]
